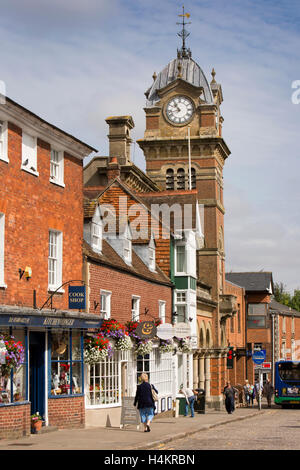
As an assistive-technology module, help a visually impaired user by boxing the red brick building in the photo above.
[0,96,98,438]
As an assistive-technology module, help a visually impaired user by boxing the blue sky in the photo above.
[1,0,300,292]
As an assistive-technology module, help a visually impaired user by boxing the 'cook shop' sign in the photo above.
[68,285,86,310]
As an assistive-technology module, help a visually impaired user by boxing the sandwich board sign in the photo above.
[120,397,141,429]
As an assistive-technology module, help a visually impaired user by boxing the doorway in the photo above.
[29,331,45,418]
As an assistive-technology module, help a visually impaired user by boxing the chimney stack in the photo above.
[105,116,135,165]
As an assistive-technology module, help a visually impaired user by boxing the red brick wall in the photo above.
[0,121,83,310]
[0,403,31,438]
[87,261,172,324]
[48,397,85,429]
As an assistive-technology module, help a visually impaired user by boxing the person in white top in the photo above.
[180,386,196,417]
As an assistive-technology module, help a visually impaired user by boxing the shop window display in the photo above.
[0,328,27,405]
[50,330,83,396]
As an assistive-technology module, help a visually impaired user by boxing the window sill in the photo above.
[49,178,65,188]
[86,403,121,409]
[21,166,39,177]
[48,287,65,294]
[0,283,7,289]
[0,156,9,164]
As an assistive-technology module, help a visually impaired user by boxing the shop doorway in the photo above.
[29,332,45,418]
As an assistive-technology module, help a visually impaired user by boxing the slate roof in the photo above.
[83,240,172,287]
[145,57,214,106]
[269,300,300,317]
[225,272,274,293]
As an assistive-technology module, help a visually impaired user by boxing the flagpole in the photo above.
[187,126,192,190]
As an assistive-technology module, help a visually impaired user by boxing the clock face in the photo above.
[165,96,194,125]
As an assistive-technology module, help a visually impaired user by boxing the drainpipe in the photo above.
[271,313,275,385]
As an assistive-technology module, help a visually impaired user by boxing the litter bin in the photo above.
[194,388,206,414]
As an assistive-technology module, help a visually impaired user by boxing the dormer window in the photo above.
[148,234,156,271]
[0,121,8,163]
[22,131,38,176]
[124,238,132,264]
[122,223,132,265]
[149,246,155,271]
[91,206,102,253]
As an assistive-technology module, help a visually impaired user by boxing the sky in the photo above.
[0,0,300,293]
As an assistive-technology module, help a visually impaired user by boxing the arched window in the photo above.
[177,168,185,190]
[166,168,174,190]
[191,167,196,189]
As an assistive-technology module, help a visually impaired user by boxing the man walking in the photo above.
[263,378,274,408]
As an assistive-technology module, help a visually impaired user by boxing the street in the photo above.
[152,407,300,451]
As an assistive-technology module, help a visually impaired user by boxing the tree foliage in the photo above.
[273,282,300,312]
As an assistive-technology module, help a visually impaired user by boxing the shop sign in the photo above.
[0,314,102,329]
[174,322,191,338]
[134,321,157,340]
[156,323,174,340]
[68,285,86,310]
[120,397,141,428]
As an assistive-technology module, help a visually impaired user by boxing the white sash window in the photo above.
[50,149,64,186]
[22,132,38,176]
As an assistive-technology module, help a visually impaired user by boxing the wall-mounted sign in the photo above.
[156,323,174,340]
[174,322,191,338]
[0,314,102,329]
[68,285,86,310]
[134,321,157,340]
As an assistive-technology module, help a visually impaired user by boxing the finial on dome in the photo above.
[176,5,192,59]
[211,68,216,83]
[152,71,157,82]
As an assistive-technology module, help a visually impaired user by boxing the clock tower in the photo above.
[137,9,233,408]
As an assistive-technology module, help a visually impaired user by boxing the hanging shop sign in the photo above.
[134,321,157,340]
[156,323,174,340]
[174,322,191,338]
[68,285,86,310]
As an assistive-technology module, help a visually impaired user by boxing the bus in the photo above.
[274,361,300,407]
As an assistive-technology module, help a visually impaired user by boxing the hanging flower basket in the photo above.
[177,338,192,354]
[159,339,174,354]
[0,333,25,378]
[83,333,111,364]
[135,340,153,356]
[115,335,133,351]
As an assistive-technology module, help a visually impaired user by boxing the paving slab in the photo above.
[0,406,270,451]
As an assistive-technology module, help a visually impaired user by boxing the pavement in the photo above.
[0,405,270,451]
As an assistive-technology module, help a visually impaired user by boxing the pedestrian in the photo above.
[249,383,255,406]
[134,372,158,432]
[180,386,196,418]
[223,381,237,414]
[243,379,251,407]
[263,378,274,408]
[255,379,263,406]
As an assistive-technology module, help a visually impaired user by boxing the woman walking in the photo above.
[134,373,158,432]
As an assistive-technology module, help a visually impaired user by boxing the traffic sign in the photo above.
[255,361,271,370]
[251,349,266,365]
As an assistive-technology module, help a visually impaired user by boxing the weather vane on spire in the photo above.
[177,5,192,59]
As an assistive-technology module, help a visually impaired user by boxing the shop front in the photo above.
[0,307,102,438]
